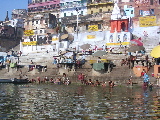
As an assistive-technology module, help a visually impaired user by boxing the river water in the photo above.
[0,83,159,120]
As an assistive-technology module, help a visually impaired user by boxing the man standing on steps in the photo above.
[19,51,22,56]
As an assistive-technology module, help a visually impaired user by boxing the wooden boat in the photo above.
[11,78,30,84]
[0,79,12,83]
[0,78,29,84]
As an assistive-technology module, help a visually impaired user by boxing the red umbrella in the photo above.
[130,38,143,46]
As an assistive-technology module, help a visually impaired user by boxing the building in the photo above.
[24,0,61,42]
[11,9,27,20]
[87,0,114,14]
[60,0,87,18]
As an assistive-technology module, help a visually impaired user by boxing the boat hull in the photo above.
[0,78,29,84]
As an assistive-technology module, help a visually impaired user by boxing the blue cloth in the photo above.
[143,73,149,83]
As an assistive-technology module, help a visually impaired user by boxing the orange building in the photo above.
[154,65,160,78]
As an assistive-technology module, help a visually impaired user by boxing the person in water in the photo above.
[143,72,150,87]
[108,81,115,87]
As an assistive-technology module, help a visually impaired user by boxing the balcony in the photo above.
[87,0,114,5]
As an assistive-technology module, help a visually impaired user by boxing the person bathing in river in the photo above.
[127,78,133,86]
[108,81,115,87]
[143,72,150,87]
[94,80,101,86]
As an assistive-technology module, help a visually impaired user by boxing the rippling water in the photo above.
[0,83,159,120]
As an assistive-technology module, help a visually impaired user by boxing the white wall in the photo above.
[132,26,160,46]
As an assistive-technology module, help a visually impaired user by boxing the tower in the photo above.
[5,11,9,21]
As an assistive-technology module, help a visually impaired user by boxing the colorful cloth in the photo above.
[143,73,150,83]
[93,63,104,71]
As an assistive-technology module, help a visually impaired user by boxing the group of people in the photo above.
[121,55,152,69]
[29,73,71,85]
[78,73,115,87]
[53,56,86,69]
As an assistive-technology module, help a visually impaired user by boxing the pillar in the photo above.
[110,21,115,33]
[117,21,121,32]
[125,21,128,32]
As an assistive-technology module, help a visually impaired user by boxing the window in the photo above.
[98,24,101,29]
[86,24,88,30]
[74,25,76,31]
[60,43,64,48]
[81,11,83,15]
[139,10,143,15]
[150,0,153,5]
[131,10,133,14]
[64,13,66,17]
[158,67,160,73]
[45,19,47,23]
[36,21,38,24]
[40,30,42,33]
[99,9,102,13]
[150,9,154,14]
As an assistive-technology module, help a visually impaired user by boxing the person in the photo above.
[124,46,127,54]
[78,73,85,84]
[141,69,146,77]
[149,83,153,91]
[143,72,150,87]
[62,73,67,84]
[87,79,94,86]
[109,47,112,53]
[37,77,41,83]
[19,51,22,56]
[97,57,101,63]
[101,81,106,87]
[127,77,133,86]
[156,74,160,87]
[64,78,71,85]
[24,75,28,79]
[30,60,34,64]
[88,48,92,55]
[95,80,101,86]
[108,81,115,87]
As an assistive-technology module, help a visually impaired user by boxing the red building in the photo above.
[110,18,129,33]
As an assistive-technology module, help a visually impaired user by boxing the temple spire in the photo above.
[111,2,121,20]
[5,11,9,21]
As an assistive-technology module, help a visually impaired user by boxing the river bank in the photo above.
[0,50,157,86]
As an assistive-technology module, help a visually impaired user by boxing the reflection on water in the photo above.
[0,83,160,119]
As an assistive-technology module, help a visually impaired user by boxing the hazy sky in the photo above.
[0,0,28,21]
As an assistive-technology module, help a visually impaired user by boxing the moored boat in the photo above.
[0,78,30,84]
[11,78,30,84]
[0,79,12,83]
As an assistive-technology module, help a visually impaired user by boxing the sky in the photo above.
[0,0,28,21]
